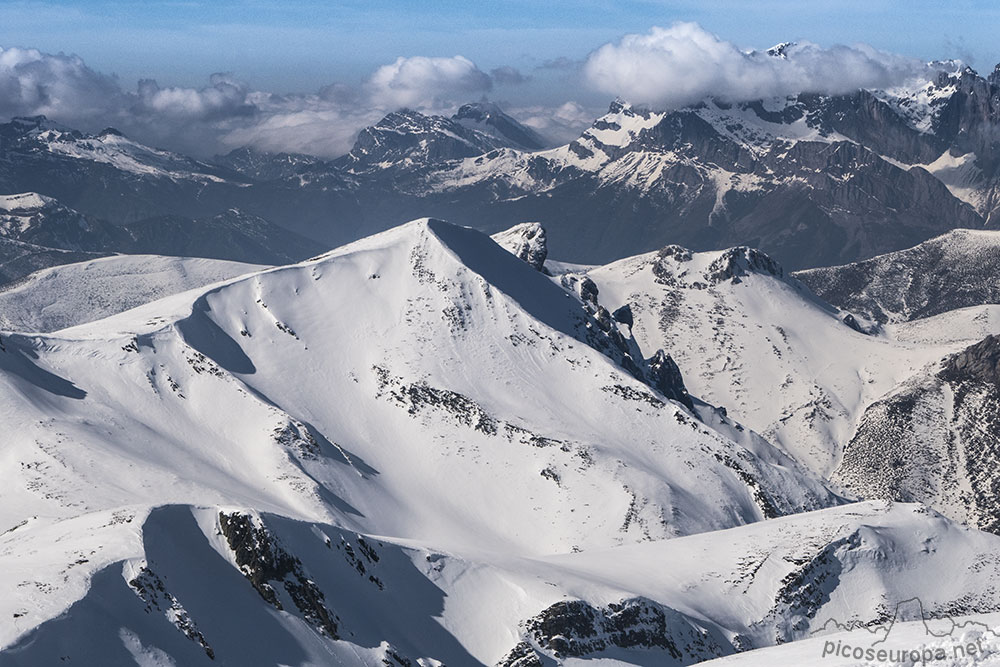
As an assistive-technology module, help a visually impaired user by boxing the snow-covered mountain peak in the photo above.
[452,101,547,150]
[0,191,91,240]
[0,191,57,213]
[765,41,796,58]
[5,216,1000,663]
[613,243,789,290]
[0,116,232,182]
[3,217,838,556]
[990,62,1000,86]
[586,240,964,477]
[338,108,510,172]
[4,114,77,137]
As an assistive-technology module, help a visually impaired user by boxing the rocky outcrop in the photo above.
[705,247,783,285]
[499,598,732,665]
[647,350,694,411]
[218,511,339,637]
[491,222,548,271]
[940,334,1000,384]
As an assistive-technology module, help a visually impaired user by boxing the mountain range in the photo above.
[0,216,999,664]
[2,58,1000,271]
[4,49,1000,667]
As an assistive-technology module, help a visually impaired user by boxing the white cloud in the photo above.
[512,101,596,145]
[0,46,122,121]
[0,47,525,157]
[218,92,383,157]
[0,32,946,159]
[132,73,255,120]
[365,55,493,109]
[583,22,928,109]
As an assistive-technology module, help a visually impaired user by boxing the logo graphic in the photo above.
[811,598,999,664]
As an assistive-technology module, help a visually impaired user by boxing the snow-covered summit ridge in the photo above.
[453,101,547,150]
[0,114,233,181]
[4,219,1000,664]
[2,216,838,553]
[0,192,55,212]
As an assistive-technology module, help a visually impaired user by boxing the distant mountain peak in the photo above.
[5,115,76,136]
[452,101,546,150]
[0,192,57,212]
[97,127,126,138]
[989,63,1000,86]
[766,41,796,58]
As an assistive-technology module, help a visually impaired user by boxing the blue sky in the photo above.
[1,0,997,95]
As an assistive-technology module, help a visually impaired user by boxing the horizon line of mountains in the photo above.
[1,55,1000,277]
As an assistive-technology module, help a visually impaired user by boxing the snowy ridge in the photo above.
[0,219,849,663]
[0,254,264,333]
[585,242,976,476]
[21,121,231,182]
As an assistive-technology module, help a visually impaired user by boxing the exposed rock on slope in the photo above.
[491,222,548,272]
[585,241,952,476]
[835,335,1000,534]
[795,229,1000,323]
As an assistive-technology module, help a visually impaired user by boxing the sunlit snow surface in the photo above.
[1,220,999,665]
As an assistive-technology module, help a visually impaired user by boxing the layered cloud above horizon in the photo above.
[0,23,963,159]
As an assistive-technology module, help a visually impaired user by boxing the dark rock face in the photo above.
[794,229,1000,323]
[578,276,600,306]
[504,598,732,664]
[647,350,694,411]
[612,304,633,328]
[129,566,215,659]
[496,641,544,667]
[218,511,340,638]
[940,334,1000,384]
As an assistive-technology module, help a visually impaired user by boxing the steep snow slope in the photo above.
[0,219,834,552]
[796,230,1000,323]
[0,254,263,333]
[890,305,1000,346]
[585,244,971,476]
[0,219,854,661]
